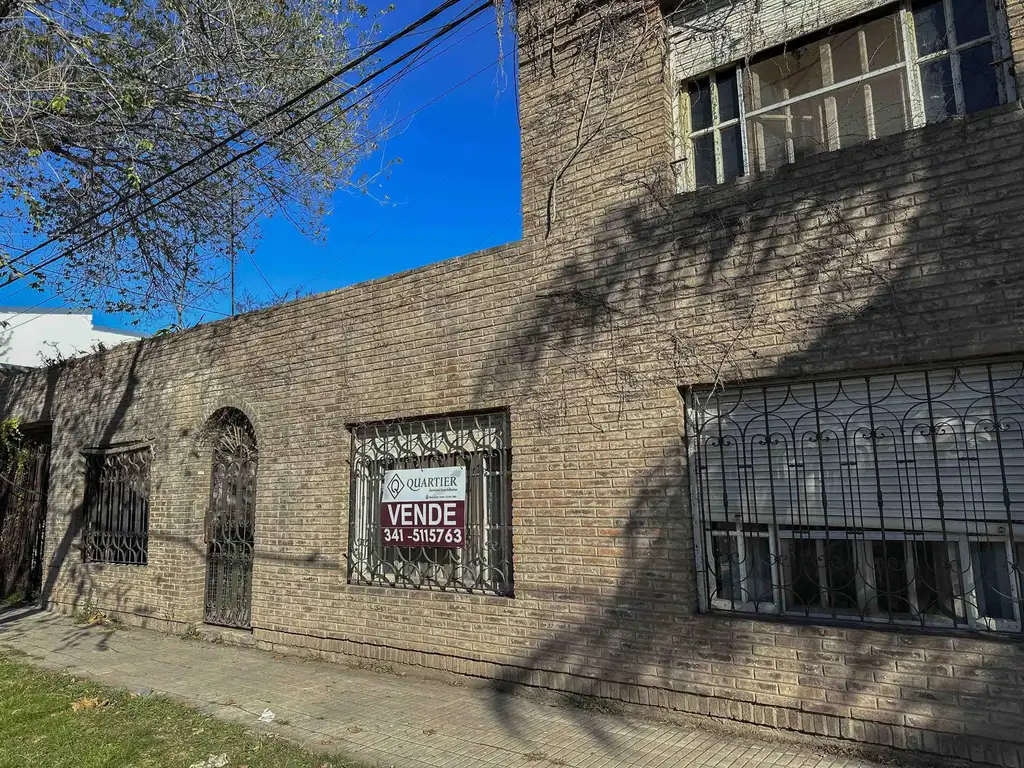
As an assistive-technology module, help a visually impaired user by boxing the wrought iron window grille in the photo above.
[82,444,151,566]
[347,411,514,597]
[687,360,1024,634]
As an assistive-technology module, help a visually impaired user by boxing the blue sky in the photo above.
[0,3,522,333]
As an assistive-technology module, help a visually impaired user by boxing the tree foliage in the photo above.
[0,0,389,323]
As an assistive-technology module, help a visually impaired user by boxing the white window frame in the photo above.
[777,529,967,627]
[698,522,1024,632]
[962,535,1024,632]
[910,0,1015,115]
[676,0,1017,190]
[681,69,750,189]
[705,523,781,612]
[686,360,1024,635]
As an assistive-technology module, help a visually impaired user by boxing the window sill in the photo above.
[672,99,1024,202]
[82,559,149,568]
[344,580,515,602]
[698,608,1024,645]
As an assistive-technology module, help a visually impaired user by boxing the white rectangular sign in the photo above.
[380,467,467,548]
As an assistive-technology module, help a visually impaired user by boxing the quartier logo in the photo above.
[386,474,405,499]
[406,474,460,491]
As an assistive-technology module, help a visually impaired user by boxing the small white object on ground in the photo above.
[188,754,228,768]
[258,708,275,723]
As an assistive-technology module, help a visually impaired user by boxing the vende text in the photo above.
[381,500,466,549]
[384,502,462,527]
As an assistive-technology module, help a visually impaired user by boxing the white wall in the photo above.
[0,309,142,367]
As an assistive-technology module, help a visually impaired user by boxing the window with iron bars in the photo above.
[347,411,513,596]
[686,360,1024,633]
[678,0,1016,190]
[82,445,151,566]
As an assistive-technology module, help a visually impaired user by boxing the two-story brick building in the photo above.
[4,0,1024,763]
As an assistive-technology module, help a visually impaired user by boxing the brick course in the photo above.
[4,0,1024,764]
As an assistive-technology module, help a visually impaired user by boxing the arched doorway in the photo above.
[202,408,257,628]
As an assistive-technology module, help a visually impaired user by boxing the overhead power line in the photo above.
[292,50,517,292]
[3,0,479,273]
[211,9,501,303]
[2,0,493,291]
[3,36,513,330]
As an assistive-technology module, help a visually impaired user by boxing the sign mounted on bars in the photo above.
[380,467,466,548]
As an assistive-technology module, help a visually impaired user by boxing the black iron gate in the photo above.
[203,412,257,628]
[0,429,50,602]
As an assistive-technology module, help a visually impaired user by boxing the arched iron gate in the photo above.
[203,412,257,628]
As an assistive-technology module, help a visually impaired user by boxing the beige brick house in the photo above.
[4,0,1024,763]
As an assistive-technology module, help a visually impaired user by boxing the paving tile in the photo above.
[0,607,888,768]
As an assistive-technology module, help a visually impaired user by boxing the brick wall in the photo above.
[4,1,1024,764]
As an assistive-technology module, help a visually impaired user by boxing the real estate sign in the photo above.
[380,467,466,548]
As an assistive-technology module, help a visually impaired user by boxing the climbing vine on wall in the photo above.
[0,418,48,602]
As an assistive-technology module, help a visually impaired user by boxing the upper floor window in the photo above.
[83,444,151,565]
[679,0,1016,189]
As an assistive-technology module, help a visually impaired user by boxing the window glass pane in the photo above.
[825,541,860,611]
[791,97,828,159]
[913,0,949,55]
[743,100,828,166]
[960,41,1000,113]
[869,70,911,137]
[920,57,956,122]
[689,77,713,132]
[952,0,992,44]
[786,538,822,610]
[1017,543,1024,605]
[785,538,858,613]
[914,541,960,619]
[864,14,905,71]
[711,533,773,604]
[831,83,870,148]
[720,125,743,182]
[748,112,787,171]
[749,44,823,108]
[831,28,864,84]
[972,541,1015,620]
[692,133,717,188]
[711,534,742,602]
[745,536,774,603]
[716,69,739,122]
[872,541,912,614]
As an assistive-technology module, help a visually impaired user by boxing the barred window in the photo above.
[83,445,151,565]
[347,411,513,596]
[687,361,1024,633]
[679,0,1016,189]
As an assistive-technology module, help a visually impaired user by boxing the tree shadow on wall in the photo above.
[0,342,147,623]
[479,115,1024,750]
[0,332,337,653]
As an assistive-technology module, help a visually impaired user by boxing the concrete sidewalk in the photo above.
[0,607,885,768]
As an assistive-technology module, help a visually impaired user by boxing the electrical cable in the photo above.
[2,1,493,290]
[2,0,479,271]
[4,42,513,329]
